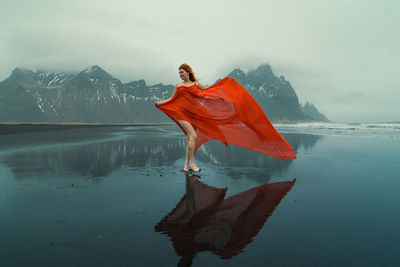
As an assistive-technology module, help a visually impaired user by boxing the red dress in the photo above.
[155,77,296,160]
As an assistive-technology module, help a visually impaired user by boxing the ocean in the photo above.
[275,121,400,139]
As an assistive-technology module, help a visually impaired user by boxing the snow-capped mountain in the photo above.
[0,65,173,123]
[0,64,328,124]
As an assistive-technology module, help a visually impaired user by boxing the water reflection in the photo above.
[155,172,296,266]
[0,126,321,180]
[2,135,186,179]
[200,133,322,182]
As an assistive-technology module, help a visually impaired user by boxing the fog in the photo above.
[1,0,399,122]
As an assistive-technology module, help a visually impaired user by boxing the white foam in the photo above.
[274,122,400,139]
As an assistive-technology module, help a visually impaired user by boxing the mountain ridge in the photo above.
[0,64,329,124]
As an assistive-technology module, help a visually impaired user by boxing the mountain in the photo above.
[300,102,329,122]
[0,64,328,124]
[0,65,173,123]
[222,64,315,122]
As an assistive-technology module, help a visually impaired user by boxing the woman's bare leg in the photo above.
[178,120,200,172]
[183,135,189,170]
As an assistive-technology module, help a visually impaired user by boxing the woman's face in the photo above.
[179,68,189,81]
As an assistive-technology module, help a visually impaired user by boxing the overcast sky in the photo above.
[1,0,399,123]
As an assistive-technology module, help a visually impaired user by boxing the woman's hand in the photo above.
[155,100,165,106]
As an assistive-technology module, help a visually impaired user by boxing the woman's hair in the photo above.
[179,63,197,82]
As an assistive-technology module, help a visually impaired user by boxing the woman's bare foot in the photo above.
[181,163,189,172]
[189,163,200,172]
[180,160,189,172]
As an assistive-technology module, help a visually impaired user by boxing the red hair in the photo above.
[179,63,197,82]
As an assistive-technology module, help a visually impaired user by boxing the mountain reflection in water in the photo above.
[0,125,321,181]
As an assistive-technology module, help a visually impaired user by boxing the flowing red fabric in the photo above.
[155,77,296,160]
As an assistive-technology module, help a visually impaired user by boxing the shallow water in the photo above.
[0,125,399,266]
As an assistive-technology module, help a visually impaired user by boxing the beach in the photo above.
[0,124,399,266]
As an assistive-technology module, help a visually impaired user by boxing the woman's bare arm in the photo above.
[155,85,178,105]
[196,81,208,90]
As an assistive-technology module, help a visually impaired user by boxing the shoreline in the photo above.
[0,122,175,126]
[0,123,176,135]
[0,119,322,126]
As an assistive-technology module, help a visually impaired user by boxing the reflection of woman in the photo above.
[155,63,297,173]
[155,173,296,265]
[156,172,226,266]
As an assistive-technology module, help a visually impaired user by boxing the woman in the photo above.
[155,64,204,172]
[155,63,296,173]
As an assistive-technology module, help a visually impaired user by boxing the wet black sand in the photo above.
[1,125,399,266]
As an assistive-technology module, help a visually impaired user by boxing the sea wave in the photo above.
[274,122,400,139]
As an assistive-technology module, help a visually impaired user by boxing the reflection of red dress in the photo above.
[155,77,296,160]
[155,178,296,259]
